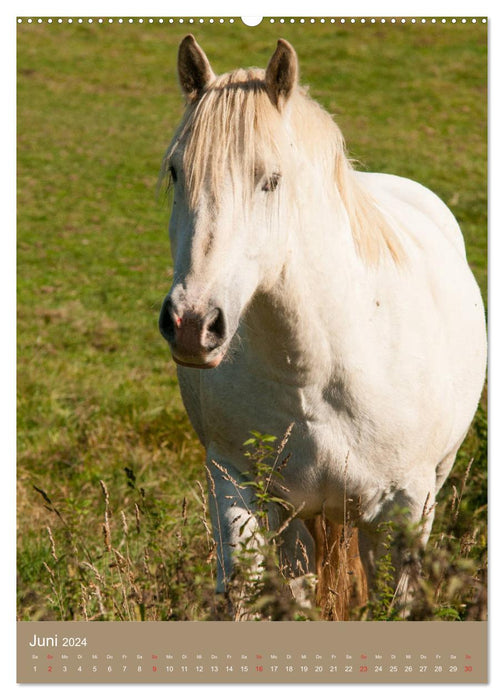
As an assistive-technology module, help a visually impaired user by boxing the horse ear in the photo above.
[178,34,215,103]
[265,39,298,110]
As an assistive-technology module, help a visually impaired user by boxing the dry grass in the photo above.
[24,425,487,623]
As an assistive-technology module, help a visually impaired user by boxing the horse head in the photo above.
[159,36,300,368]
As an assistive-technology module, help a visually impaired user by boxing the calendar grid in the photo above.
[17,621,487,683]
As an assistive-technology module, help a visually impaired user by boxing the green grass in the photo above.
[17,19,487,621]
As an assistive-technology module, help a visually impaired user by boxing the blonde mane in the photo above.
[163,68,404,266]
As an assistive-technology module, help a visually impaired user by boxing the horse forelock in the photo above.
[165,67,405,266]
[165,69,281,207]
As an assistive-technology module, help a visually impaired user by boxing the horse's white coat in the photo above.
[159,36,487,602]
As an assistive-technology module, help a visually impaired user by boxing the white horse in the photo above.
[159,35,487,616]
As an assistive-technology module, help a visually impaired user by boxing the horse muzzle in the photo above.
[159,295,227,369]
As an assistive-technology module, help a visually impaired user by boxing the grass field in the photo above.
[17,18,487,621]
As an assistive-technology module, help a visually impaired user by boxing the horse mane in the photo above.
[163,68,405,266]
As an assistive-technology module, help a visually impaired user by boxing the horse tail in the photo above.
[306,516,368,620]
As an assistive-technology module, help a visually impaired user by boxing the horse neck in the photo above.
[243,205,359,381]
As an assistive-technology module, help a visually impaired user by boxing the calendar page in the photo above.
[16,12,488,685]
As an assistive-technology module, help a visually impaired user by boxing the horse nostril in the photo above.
[159,297,176,342]
[203,308,226,349]
[206,307,225,342]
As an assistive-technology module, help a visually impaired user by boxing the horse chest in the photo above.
[189,362,394,519]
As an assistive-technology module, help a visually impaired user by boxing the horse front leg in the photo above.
[358,484,436,618]
[205,456,316,618]
[205,457,263,618]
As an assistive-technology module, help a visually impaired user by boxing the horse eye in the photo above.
[169,165,178,183]
[262,172,281,192]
